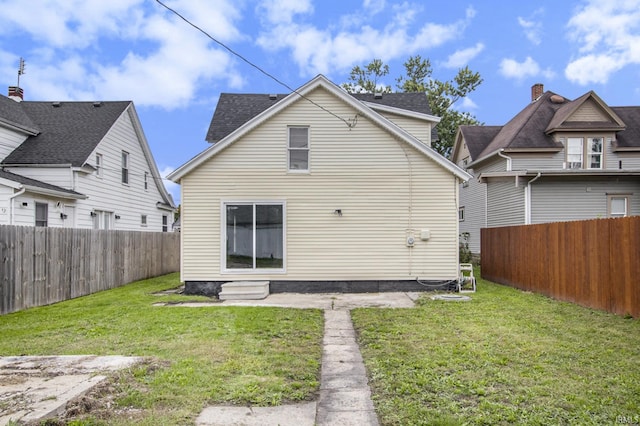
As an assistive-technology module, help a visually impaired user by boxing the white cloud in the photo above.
[442,43,485,68]
[499,57,555,81]
[257,5,475,76]
[0,0,245,107]
[517,8,544,45]
[565,0,640,84]
[159,166,181,205]
[256,0,313,24]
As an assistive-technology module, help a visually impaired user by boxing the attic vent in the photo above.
[269,94,277,100]
[93,101,102,107]
[52,102,61,107]
[374,92,383,99]
[550,94,566,104]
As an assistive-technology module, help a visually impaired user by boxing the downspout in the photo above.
[497,149,512,171]
[525,173,542,225]
[9,187,26,225]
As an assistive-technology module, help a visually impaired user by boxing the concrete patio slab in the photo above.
[196,402,317,426]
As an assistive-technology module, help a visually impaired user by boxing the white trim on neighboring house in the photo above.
[168,75,471,183]
[125,104,176,209]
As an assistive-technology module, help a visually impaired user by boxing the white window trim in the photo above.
[564,136,605,170]
[459,206,465,222]
[220,200,287,274]
[287,126,310,174]
[95,153,103,178]
[608,194,630,218]
[122,151,130,185]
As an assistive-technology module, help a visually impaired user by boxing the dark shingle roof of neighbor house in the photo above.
[611,106,640,148]
[0,94,39,134]
[0,168,84,197]
[206,92,436,143]
[458,126,502,160]
[1,99,131,167]
[468,90,640,160]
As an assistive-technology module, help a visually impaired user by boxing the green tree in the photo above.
[343,56,483,157]
[341,59,392,94]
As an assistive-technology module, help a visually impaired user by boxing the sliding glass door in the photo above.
[225,203,284,271]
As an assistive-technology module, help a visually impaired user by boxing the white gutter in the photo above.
[8,187,26,225]
[525,172,542,225]
[497,149,512,171]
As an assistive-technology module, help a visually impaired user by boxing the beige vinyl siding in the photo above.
[531,177,640,223]
[378,111,432,146]
[487,178,525,227]
[181,88,460,282]
[0,127,28,161]
[567,99,608,122]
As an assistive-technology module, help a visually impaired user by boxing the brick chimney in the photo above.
[8,86,24,102]
[531,83,543,101]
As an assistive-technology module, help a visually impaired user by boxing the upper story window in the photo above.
[565,137,603,169]
[288,127,309,172]
[35,202,48,227]
[121,151,129,184]
[162,215,168,232]
[95,153,103,178]
[144,172,149,190]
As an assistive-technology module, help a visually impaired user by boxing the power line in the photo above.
[154,0,355,128]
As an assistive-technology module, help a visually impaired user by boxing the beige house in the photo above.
[168,75,470,294]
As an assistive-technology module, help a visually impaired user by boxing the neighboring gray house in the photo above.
[0,86,175,230]
[452,84,640,255]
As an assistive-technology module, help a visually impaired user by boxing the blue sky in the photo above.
[1,0,639,204]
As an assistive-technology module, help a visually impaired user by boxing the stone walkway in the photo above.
[197,292,420,425]
[316,309,379,425]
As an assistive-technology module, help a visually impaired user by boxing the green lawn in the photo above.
[352,277,640,425]
[0,273,324,425]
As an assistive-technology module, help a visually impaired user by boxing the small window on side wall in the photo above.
[96,153,103,178]
[608,195,629,218]
[459,206,465,222]
[121,151,129,184]
[141,214,147,227]
[35,202,48,227]
[288,127,309,171]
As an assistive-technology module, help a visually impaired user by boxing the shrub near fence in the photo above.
[481,216,640,318]
[0,225,180,315]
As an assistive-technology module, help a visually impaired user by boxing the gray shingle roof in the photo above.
[0,94,39,134]
[466,90,640,160]
[0,169,84,197]
[611,106,640,148]
[2,100,130,166]
[206,92,435,143]
[459,125,502,160]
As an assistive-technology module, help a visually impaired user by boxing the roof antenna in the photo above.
[17,57,25,87]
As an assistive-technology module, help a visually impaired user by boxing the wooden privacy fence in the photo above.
[481,216,640,318]
[0,225,180,315]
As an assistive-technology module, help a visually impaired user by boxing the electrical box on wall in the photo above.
[420,229,431,240]
[406,236,415,247]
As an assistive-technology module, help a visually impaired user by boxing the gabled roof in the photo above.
[206,91,437,143]
[457,126,502,160]
[171,74,470,182]
[459,89,640,164]
[2,100,130,166]
[0,168,86,199]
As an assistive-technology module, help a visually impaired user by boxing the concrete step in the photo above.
[219,281,270,300]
